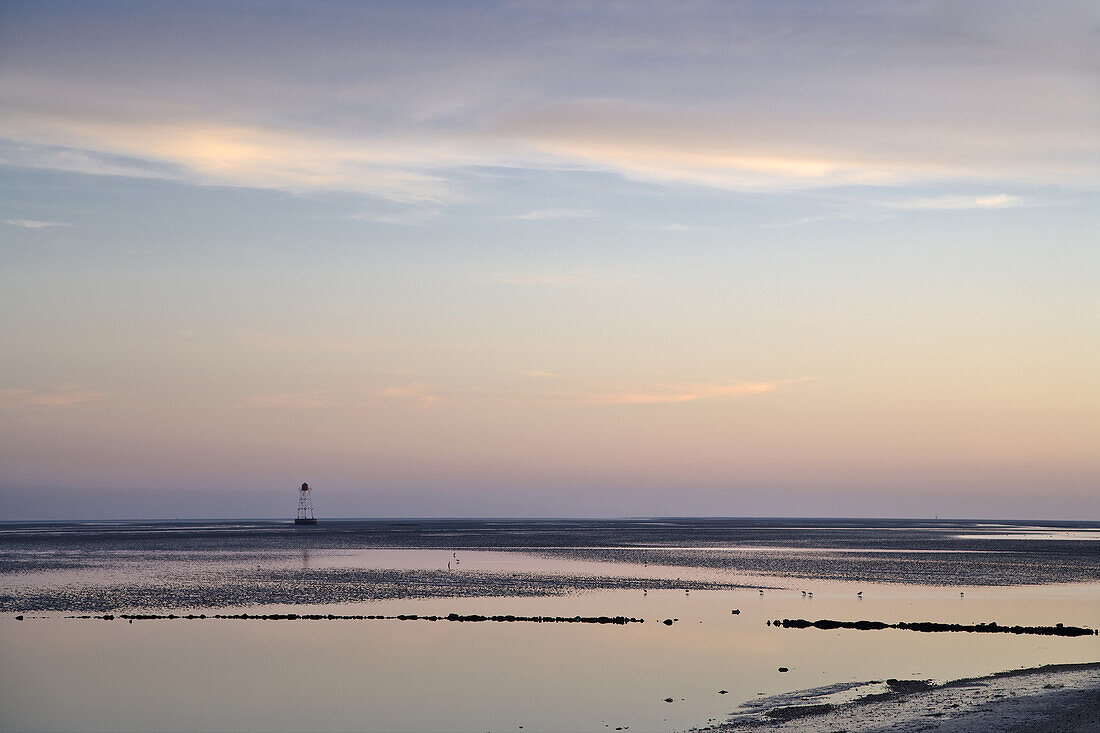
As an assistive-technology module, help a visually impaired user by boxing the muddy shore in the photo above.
[698,662,1100,732]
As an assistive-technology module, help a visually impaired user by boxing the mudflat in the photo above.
[704,662,1100,732]
[3,519,1097,732]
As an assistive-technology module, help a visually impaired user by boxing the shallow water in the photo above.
[1,519,1098,732]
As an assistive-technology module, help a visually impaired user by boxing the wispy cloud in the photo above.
[629,223,709,232]
[759,193,1030,229]
[3,219,69,229]
[578,380,792,406]
[520,370,562,379]
[240,391,333,409]
[350,211,439,226]
[759,212,895,229]
[1,117,461,203]
[504,377,810,406]
[3,3,1096,202]
[502,119,867,190]
[0,139,177,181]
[0,386,109,407]
[479,270,634,287]
[238,377,799,412]
[504,209,593,221]
[374,382,438,407]
[887,194,1027,210]
[241,334,385,354]
[241,382,439,409]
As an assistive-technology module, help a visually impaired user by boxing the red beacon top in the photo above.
[301,483,309,491]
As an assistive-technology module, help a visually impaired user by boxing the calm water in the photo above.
[2,519,1098,732]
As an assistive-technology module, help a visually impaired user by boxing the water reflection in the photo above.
[2,569,1098,732]
[2,520,1098,733]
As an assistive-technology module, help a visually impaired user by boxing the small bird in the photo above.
[857,591,863,597]
[807,592,813,598]
[801,590,806,596]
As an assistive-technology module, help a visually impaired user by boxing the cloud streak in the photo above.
[2,2,1096,199]
[241,383,440,410]
[504,209,593,221]
[0,386,109,408]
[478,270,634,287]
[577,380,795,406]
[240,391,333,410]
[888,194,1027,210]
[376,382,439,407]
[502,378,809,406]
[0,116,460,202]
[237,377,801,411]
[3,218,69,229]
[759,193,1032,228]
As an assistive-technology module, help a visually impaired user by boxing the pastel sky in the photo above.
[2,1,1097,519]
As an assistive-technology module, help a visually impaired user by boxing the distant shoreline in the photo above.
[3,516,1100,523]
[701,661,1100,732]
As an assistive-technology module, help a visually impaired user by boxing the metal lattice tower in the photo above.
[296,482,317,524]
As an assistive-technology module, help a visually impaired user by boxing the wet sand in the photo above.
[702,662,1100,732]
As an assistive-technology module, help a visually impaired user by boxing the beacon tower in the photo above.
[295,482,318,524]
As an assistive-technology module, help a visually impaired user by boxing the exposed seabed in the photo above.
[703,662,1100,732]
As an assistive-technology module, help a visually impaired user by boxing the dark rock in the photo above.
[765,704,833,721]
[663,698,674,703]
[663,618,674,625]
[886,679,934,693]
[778,667,789,672]
[777,617,1095,637]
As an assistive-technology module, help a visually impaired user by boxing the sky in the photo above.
[1,0,1098,520]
